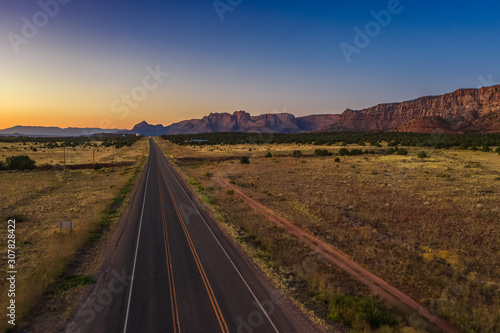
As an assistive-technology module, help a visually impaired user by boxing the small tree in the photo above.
[481,146,490,152]
[334,157,341,163]
[292,150,303,158]
[265,152,273,158]
[240,156,250,164]
[417,151,428,159]
[93,163,102,170]
[6,155,36,170]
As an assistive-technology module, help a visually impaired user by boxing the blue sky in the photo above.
[1,0,500,128]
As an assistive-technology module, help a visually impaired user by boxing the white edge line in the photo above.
[123,156,152,333]
[156,143,280,333]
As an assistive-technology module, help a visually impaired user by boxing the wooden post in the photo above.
[63,145,66,171]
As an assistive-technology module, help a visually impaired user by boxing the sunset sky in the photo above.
[1,1,500,129]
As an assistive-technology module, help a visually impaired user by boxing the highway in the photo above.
[65,138,320,333]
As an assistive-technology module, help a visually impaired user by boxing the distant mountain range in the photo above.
[123,112,340,136]
[2,85,499,137]
[0,126,124,137]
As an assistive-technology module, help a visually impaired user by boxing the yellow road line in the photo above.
[158,166,229,333]
[158,167,181,333]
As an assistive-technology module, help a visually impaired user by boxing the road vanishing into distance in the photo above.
[65,138,319,333]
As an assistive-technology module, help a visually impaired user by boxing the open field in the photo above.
[157,138,500,332]
[0,138,148,332]
[0,140,142,166]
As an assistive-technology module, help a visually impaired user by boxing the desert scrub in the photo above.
[57,275,94,293]
[156,138,500,333]
[326,294,398,329]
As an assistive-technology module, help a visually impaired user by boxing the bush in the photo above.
[327,294,397,328]
[314,149,332,157]
[57,275,94,292]
[349,149,363,156]
[481,146,491,152]
[5,155,36,170]
[226,190,234,195]
[385,148,396,155]
[240,156,250,164]
[417,151,428,159]
[397,148,408,155]
[292,150,303,158]
[338,148,349,156]
[334,157,340,162]
[93,163,102,170]
[265,152,273,158]
[496,147,500,155]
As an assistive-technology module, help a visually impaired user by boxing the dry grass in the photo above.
[158,138,500,332]
[0,141,142,166]
[0,138,148,332]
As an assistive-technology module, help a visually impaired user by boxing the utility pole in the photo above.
[63,142,66,171]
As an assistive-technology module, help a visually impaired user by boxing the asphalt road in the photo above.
[65,139,320,333]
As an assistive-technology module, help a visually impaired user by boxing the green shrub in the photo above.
[385,148,396,155]
[314,149,332,157]
[93,163,102,170]
[5,155,36,170]
[226,190,234,195]
[57,275,94,292]
[327,294,397,328]
[349,149,363,156]
[265,152,273,158]
[481,146,491,152]
[240,156,250,164]
[338,148,349,156]
[417,151,428,159]
[397,148,408,155]
[334,157,341,163]
[292,150,303,158]
[495,147,500,155]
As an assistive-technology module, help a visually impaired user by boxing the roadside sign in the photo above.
[59,221,74,230]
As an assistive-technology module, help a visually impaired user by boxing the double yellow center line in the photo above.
[158,172,181,333]
[157,157,229,333]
